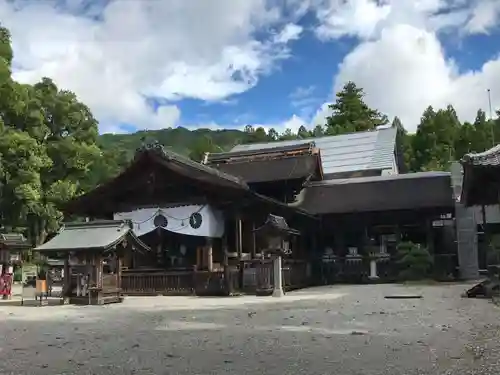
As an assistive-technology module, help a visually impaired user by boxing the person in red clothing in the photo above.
[0,263,13,299]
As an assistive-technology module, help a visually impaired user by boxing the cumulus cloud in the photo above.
[307,0,500,132]
[3,0,500,135]
[1,0,301,133]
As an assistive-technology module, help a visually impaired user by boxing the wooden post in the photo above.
[236,217,243,290]
[236,217,243,259]
[207,238,213,272]
[251,222,256,259]
[117,253,122,289]
[63,255,70,300]
[222,233,231,295]
[426,218,435,254]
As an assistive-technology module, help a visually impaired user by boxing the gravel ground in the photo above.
[0,283,499,375]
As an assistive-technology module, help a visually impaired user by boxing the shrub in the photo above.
[396,241,433,281]
[13,267,22,282]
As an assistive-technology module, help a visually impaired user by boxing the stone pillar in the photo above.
[272,255,284,298]
[369,258,379,280]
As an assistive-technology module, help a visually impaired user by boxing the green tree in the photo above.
[188,135,219,162]
[411,105,460,171]
[279,128,297,141]
[27,78,101,244]
[245,126,269,144]
[454,121,475,159]
[471,109,494,152]
[391,116,413,171]
[297,125,310,139]
[0,127,51,231]
[267,128,279,141]
[311,124,325,137]
[325,81,388,135]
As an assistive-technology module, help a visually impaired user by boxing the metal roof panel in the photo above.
[230,127,397,175]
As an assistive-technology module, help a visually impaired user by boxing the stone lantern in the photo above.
[254,214,299,297]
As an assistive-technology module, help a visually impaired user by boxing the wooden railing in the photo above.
[120,260,311,297]
[121,270,194,295]
[283,260,309,291]
[318,253,459,284]
[242,259,310,295]
[194,269,240,296]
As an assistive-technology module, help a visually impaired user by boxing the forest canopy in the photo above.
[1,25,499,245]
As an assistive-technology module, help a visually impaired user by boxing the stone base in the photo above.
[272,288,284,298]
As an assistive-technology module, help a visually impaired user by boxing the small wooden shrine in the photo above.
[35,220,150,305]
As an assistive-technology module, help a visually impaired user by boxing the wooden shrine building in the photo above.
[58,142,317,296]
[461,145,500,269]
[205,127,458,283]
[40,126,473,295]
[35,220,150,304]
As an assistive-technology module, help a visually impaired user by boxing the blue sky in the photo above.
[3,0,500,133]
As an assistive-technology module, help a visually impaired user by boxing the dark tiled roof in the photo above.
[0,233,30,248]
[65,142,317,220]
[205,142,316,163]
[137,141,247,187]
[462,145,500,167]
[205,142,321,184]
[299,172,454,214]
[210,156,320,183]
[461,145,500,206]
[35,220,150,252]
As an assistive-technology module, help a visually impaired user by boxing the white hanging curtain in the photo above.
[113,205,225,238]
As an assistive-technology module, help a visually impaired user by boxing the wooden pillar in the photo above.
[481,204,489,246]
[222,233,231,295]
[63,255,70,298]
[117,253,122,289]
[196,247,201,270]
[236,217,243,259]
[426,218,435,254]
[206,238,213,272]
[251,222,256,259]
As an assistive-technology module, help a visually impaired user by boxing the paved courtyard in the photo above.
[0,283,499,375]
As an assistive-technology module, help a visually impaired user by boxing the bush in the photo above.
[396,241,433,281]
[13,267,22,282]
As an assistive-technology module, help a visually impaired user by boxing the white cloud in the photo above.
[1,0,301,133]
[274,23,303,43]
[309,0,500,132]
[465,0,500,34]
[4,0,500,136]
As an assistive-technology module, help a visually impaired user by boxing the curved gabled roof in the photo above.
[35,220,151,253]
[64,142,317,221]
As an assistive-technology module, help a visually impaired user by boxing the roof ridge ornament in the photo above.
[136,140,166,160]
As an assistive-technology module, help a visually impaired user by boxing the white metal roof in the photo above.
[230,127,397,176]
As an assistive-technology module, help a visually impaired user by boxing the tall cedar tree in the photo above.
[325,81,388,135]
